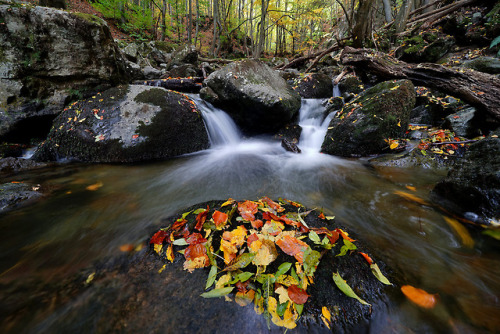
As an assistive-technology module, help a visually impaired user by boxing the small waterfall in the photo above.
[190,96,242,146]
[298,99,335,153]
[332,84,341,98]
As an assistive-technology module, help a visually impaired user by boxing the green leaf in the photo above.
[325,216,335,220]
[200,287,234,298]
[256,273,276,284]
[332,271,370,306]
[295,303,304,316]
[303,247,321,276]
[291,267,299,283]
[172,238,188,246]
[223,253,256,272]
[490,35,500,49]
[180,210,192,219]
[276,301,289,317]
[206,265,218,290]
[308,231,321,244]
[275,262,292,278]
[483,229,500,240]
[370,263,392,285]
[229,271,254,284]
[336,239,357,257]
[193,208,207,214]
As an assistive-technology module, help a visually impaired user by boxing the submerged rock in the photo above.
[431,136,500,222]
[0,5,129,142]
[0,182,43,213]
[33,85,209,163]
[321,79,415,157]
[200,59,301,134]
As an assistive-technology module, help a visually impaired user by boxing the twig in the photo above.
[429,140,478,146]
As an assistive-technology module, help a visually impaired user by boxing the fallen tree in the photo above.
[136,77,204,93]
[340,47,500,126]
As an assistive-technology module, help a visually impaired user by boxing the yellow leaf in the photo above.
[394,191,428,205]
[276,275,299,286]
[235,290,255,307]
[154,243,163,255]
[215,273,232,289]
[254,294,265,314]
[251,237,278,266]
[275,286,291,304]
[86,181,103,191]
[183,257,209,273]
[158,264,166,273]
[221,198,235,207]
[166,244,174,262]
[322,306,331,321]
[405,185,417,192]
[397,120,401,127]
[390,141,399,150]
[443,216,474,248]
[268,297,297,329]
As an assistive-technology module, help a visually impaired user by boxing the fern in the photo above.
[490,36,500,57]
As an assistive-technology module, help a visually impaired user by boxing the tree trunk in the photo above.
[188,0,192,42]
[340,47,500,126]
[394,0,414,33]
[381,0,392,23]
[352,0,375,48]
[194,0,200,46]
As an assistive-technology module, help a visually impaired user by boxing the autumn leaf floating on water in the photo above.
[401,285,437,309]
[149,197,391,329]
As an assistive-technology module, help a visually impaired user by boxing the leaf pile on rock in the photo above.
[149,197,392,330]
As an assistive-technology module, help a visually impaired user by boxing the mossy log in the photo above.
[340,47,500,127]
[137,77,205,93]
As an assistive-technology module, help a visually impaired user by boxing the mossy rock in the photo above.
[33,85,209,163]
[321,80,415,157]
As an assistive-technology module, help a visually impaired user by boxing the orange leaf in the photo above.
[401,285,437,309]
[359,252,373,265]
[247,233,259,247]
[251,219,264,229]
[86,181,103,191]
[261,196,284,212]
[238,200,258,221]
[184,243,208,262]
[119,244,134,252]
[394,191,428,205]
[287,285,309,304]
[150,230,168,244]
[335,228,355,242]
[276,235,309,263]
[213,210,228,227]
[186,232,207,245]
[318,212,326,219]
[195,206,209,231]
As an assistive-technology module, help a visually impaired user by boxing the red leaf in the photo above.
[359,252,373,265]
[195,206,209,231]
[172,219,188,232]
[276,235,309,263]
[261,196,284,212]
[184,243,207,261]
[318,212,325,219]
[287,285,309,304]
[238,200,258,221]
[213,210,228,227]
[312,228,339,244]
[186,233,207,245]
[335,228,355,242]
[150,230,168,244]
[235,280,250,293]
[247,233,259,247]
[251,219,264,229]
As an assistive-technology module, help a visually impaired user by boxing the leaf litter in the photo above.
[149,197,394,330]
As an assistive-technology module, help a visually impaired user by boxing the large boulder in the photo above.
[321,79,415,157]
[463,57,500,75]
[33,85,209,163]
[0,5,129,142]
[167,44,198,70]
[200,59,301,134]
[431,136,500,222]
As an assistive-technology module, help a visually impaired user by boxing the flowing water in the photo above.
[1,96,499,333]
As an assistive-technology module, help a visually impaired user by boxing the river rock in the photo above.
[167,44,198,70]
[431,136,500,222]
[0,157,45,175]
[396,34,454,63]
[32,85,209,163]
[200,59,301,134]
[0,5,129,142]
[292,73,333,98]
[321,79,415,157]
[463,57,500,75]
[444,107,481,138]
[0,182,43,213]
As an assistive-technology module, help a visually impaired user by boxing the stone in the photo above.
[200,59,301,134]
[123,43,140,62]
[167,44,198,70]
[321,79,415,157]
[463,57,500,75]
[0,181,44,213]
[444,107,481,138]
[432,137,500,222]
[142,66,163,80]
[33,85,209,163]
[292,73,333,98]
[0,6,129,142]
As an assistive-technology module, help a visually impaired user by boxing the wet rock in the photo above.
[167,44,198,70]
[432,136,500,222]
[142,66,163,80]
[0,143,25,158]
[321,79,415,157]
[0,157,45,175]
[122,43,140,62]
[444,107,481,138]
[338,74,364,97]
[168,64,201,78]
[33,85,209,163]
[274,124,302,144]
[200,59,301,134]
[0,182,43,213]
[463,57,500,75]
[0,6,129,142]
[292,73,333,98]
[281,138,301,153]
[368,147,459,169]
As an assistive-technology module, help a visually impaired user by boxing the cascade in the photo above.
[297,99,335,153]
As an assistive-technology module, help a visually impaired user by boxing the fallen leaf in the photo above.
[223,253,256,271]
[205,265,218,289]
[212,210,228,227]
[359,252,373,265]
[150,230,168,244]
[200,287,234,298]
[86,181,103,191]
[238,200,258,221]
[401,285,437,309]
[275,285,291,304]
[250,237,278,266]
[119,244,134,252]
[443,216,474,248]
[394,190,428,205]
[287,285,309,304]
[332,271,370,306]
[235,289,255,306]
[195,206,209,230]
[261,196,284,212]
[370,263,391,285]
[322,306,331,322]
[276,235,309,263]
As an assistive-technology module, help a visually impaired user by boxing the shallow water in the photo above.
[1,98,499,333]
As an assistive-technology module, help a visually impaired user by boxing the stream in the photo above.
[1,94,499,333]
